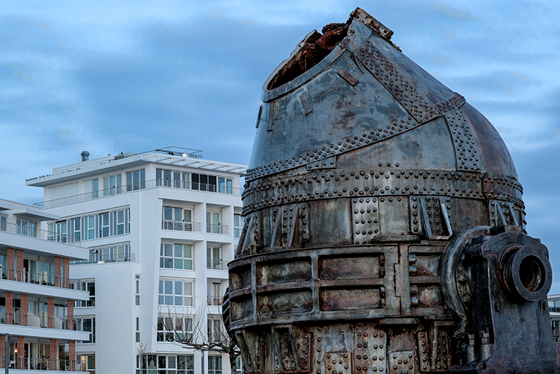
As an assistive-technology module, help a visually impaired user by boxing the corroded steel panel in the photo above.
[226,7,558,374]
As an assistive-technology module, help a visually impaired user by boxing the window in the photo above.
[162,206,193,231]
[16,218,37,237]
[71,217,81,242]
[234,214,244,238]
[92,179,99,199]
[207,317,223,343]
[160,243,193,270]
[158,279,193,307]
[235,356,243,374]
[103,174,122,196]
[136,317,140,343]
[157,315,192,342]
[127,169,146,191]
[189,172,233,194]
[207,282,222,306]
[218,177,233,194]
[77,354,95,374]
[98,212,110,238]
[136,275,140,306]
[49,208,130,243]
[157,169,190,189]
[138,354,194,374]
[23,259,55,285]
[0,215,6,231]
[80,317,96,343]
[208,356,222,374]
[70,280,95,307]
[207,247,223,270]
[206,211,222,234]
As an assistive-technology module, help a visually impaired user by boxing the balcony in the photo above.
[0,356,85,371]
[34,178,242,209]
[162,220,202,232]
[0,311,83,331]
[1,269,71,288]
[0,220,81,245]
[206,224,229,235]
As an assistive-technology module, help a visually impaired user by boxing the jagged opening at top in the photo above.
[266,8,395,91]
[267,21,350,90]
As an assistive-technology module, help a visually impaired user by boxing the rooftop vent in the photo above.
[81,151,90,162]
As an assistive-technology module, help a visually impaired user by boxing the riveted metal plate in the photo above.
[417,332,431,372]
[444,109,480,172]
[325,352,352,374]
[432,330,450,372]
[388,351,415,374]
[355,324,387,374]
[352,197,380,244]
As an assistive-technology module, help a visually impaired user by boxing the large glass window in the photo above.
[138,354,194,374]
[127,169,146,191]
[136,275,140,306]
[234,214,244,239]
[80,318,96,344]
[162,207,193,231]
[157,169,190,189]
[0,215,6,231]
[208,356,222,374]
[158,279,193,307]
[49,208,130,243]
[70,280,95,307]
[92,179,99,199]
[207,317,223,342]
[206,211,221,234]
[160,243,193,270]
[78,354,95,374]
[207,247,222,270]
[16,218,38,237]
[103,174,122,196]
[207,282,222,306]
[157,315,192,342]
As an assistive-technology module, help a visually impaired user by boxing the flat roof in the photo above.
[26,151,247,187]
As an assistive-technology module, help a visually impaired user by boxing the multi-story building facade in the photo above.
[26,147,247,374]
[0,198,90,372]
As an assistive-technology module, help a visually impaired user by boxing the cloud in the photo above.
[4,36,15,43]
[441,31,456,39]
[205,8,225,19]
[9,63,34,83]
[430,1,476,21]
[430,54,452,65]
[19,15,51,36]
[29,59,40,68]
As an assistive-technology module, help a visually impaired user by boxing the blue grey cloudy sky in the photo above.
[1,1,559,289]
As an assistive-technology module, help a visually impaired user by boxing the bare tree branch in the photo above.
[158,302,241,372]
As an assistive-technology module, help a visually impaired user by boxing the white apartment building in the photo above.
[26,147,247,374]
[0,198,90,372]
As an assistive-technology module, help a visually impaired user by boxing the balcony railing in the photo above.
[1,268,71,288]
[0,311,82,331]
[207,260,226,270]
[207,224,229,235]
[0,356,85,371]
[71,251,136,265]
[207,296,223,306]
[0,221,82,245]
[34,178,242,209]
[162,220,202,232]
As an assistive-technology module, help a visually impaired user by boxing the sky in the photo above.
[1,1,559,290]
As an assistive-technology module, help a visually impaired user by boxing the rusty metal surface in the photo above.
[226,7,558,374]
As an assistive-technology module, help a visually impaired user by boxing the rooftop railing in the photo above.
[34,178,242,209]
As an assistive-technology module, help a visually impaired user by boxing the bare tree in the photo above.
[159,302,240,374]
